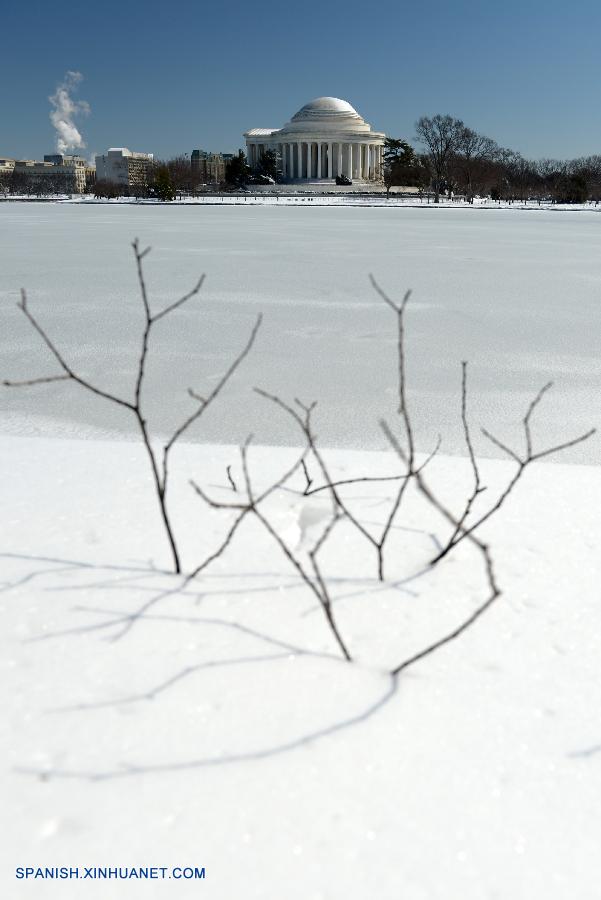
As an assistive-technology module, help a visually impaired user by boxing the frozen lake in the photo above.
[1,202,600,462]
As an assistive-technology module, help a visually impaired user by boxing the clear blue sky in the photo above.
[3,0,601,161]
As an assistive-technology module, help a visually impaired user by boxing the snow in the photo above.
[2,202,601,898]
[2,435,601,899]
[1,203,600,462]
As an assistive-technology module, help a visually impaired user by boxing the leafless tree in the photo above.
[452,128,500,201]
[3,242,262,574]
[415,114,465,202]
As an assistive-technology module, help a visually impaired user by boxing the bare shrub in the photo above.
[191,277,594,673]
[5,250,595,674]
[3,241,261,573]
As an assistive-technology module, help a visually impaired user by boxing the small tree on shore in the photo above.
[256,148,279,181]
[382,138,428,196]
[225,150,250,186]
[151,165,176,201]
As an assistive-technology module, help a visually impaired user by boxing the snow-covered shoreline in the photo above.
[3,194,601,211]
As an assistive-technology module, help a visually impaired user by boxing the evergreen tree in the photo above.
[225,150,250,185]
[257,148,278,180]
[152,166,176,201]
[382,138,428,196]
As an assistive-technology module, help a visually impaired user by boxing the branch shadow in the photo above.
[17,669,400,782]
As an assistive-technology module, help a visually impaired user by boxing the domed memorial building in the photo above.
[244,97,385,182]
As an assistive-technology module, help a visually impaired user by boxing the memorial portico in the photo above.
[244,97,385,182]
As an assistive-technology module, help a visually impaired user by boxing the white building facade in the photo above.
[95,148,154,187]
[244,97,385,182]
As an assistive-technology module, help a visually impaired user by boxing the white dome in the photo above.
[243,96,385,183]
[292,97,360,120]
[273,96,374,135]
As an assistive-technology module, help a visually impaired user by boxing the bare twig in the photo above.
[226,465,237,492]
[301,459,313,495]
[2,373,71,388]
[428,362,486,563]
[429,383,595,564]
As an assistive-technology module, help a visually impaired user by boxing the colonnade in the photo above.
[247,141,382,181]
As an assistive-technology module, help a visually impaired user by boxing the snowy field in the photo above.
[2,437,601,900]
[2,203,601,898]
[1,202,600,462]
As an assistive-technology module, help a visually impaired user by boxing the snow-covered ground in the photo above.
[2,435,601,899]
[1,203,600,462]
[4,194,601,210]
[2,203,600,898]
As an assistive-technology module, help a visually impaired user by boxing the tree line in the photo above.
[384,114,601,203]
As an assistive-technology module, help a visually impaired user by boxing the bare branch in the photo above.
[380,418,501,676]
[481,427,523,464]
[3,374,71,388]
[301,459,313,495]
[429,363,485,562]
[391,545,500,675]
[163,314,262,464]
[12,289,135,412]
[152,275,205,323]
[433,382,595,564]
[226,465,237,492]
[530,429,596,462]
[524,381,553,459]
[132,239,152,323]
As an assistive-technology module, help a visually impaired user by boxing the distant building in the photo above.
[0,158,15,175]
[13,155,87,193]
[44,154,66,166]
[245,96,384,181]
[95,148,154,188]
[191,149,228,185]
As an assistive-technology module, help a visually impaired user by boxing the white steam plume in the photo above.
[49,71,90,154]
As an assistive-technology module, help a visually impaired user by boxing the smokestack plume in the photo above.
[49,71,90,154]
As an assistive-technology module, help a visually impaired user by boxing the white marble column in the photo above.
[337,144,342,178]
[327,142,332,178]
[347,144,353,179]
[295,142,300,178]
[317,143,322,179]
